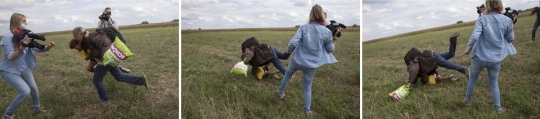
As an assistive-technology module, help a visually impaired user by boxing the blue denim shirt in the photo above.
[466,11,516,63]
[286,22,337,68]
[0,32,49,75]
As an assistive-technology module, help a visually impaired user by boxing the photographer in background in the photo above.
[97,7,131,73]
[97,7,118,30]
[531,1,540,42]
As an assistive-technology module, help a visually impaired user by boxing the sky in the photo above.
[181,0,360,30]
[0,0,179,35]
[363,0,539,41]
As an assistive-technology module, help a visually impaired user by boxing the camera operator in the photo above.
[1,13,55,119]
[97,7,118,30]
[531,2,540,42]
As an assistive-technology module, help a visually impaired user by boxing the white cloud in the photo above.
[0,0,178,35]
[182,0,359,29]
[363,0,537,41]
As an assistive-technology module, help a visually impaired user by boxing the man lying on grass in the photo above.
[404,32,467,86]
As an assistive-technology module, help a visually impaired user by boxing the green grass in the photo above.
[363,15,540,118]
[0,26,179,118]
[181,30,360,118]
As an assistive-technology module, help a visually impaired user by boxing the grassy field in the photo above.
[0,26,179,118]
[363,14,540,118]
[181,30,360,118]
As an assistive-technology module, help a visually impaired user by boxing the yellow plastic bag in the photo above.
[388,85,410,101]
[103,36,134,66]
[231,61,248,77]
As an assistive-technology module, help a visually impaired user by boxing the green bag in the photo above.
[388,85,410,101]
[231,61,248,77]
[103,36,134,67]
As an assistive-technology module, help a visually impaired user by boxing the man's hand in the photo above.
[464,50,470,55]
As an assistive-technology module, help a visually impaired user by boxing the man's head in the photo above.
[72,26,86,41]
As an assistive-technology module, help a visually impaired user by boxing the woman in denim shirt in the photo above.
[464,0,516,113]
[1,13,55,119]
[277,4,337,116]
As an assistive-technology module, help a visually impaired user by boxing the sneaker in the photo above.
[307,110,315,116]
[449,32,461,39]
[272,74,280,79]
[463,98,472,106]
[143,75,148,90]
[102,100,111,104]
[119,66,131,73]
[450,74,457,81]
[498,107,506,113]
[35,109,48,114]
[2,115,13,119]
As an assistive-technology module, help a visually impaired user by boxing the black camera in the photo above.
[99,12,111,20]
[476,4,485,17]
[326,20,347,37]
[12,29,46,50]
[504,7,518,24]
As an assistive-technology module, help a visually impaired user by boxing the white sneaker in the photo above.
[450,74,457,81]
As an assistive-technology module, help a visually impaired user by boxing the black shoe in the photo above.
[119,66,131,73]
[449,32,461,39]
[143,75,148,90]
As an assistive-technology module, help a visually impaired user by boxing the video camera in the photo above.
[326,20,347,37]
[476,4,485,17]
[504,7,518,24]
[12,29,46,50]
[99,11,111,20]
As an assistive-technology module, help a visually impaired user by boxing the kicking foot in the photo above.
[449,32,461,39]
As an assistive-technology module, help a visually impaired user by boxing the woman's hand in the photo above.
[19,36,30,50]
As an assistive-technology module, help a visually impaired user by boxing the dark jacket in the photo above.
[95,27,126,44]
[84,31,111,61]
[241,43,273,67]
[405,48,438,84]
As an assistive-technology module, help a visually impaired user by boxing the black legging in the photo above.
[533,21,540,41]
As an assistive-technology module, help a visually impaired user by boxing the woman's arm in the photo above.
[287,25,303,53]
[6,37,30,61]
[32,41,55,53]
[466,18,483,54]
